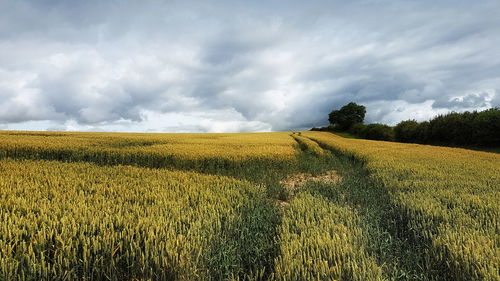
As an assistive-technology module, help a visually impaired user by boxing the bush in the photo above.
[361,124,394,141]
[315,106,499,148]
[394,120,420,143]
[474,108,500,146]
[310,125,337,132]
[426,108,500,147]
[394,108,499,147]
[415,121,430,143]
[349,123,393,141]
[349,123,366,136]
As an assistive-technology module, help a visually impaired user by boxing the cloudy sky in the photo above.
[1,0,499,132]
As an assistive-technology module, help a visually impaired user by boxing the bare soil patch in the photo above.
[275,200,290,208]
[280,170,342,191]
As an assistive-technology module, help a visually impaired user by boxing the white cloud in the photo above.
[365,100,449,125]
[0,0,499,132]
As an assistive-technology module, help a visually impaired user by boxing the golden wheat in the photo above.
[0,130,498,280]
[0,158,279,280]
[303,131,500,281]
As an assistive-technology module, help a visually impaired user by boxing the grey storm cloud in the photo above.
[0,0,499,132]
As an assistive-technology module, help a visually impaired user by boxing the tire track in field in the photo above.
[301,135,445,281]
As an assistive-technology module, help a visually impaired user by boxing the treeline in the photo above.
[313,106,500,147]
[394,108,500,147]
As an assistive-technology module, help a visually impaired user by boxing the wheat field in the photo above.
[0,130,498,280]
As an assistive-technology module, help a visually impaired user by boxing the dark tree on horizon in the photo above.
[328,102,366,130]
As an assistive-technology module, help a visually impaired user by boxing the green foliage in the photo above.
[310,125,337,132]
[350,123,394,141]
[328,102,366,130]
[394,120,420,142]
[349,123,367,136]
[332,131,360,139]
[395,108,500,147]
[364,124,394,141]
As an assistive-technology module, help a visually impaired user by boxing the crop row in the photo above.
[0,131,297,183]
[273,190,383,280]
[0,159,279,280]
[2,130,497,280]
[303,131,500,281]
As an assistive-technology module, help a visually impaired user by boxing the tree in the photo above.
[361,123,394,141]
[328,102,366,130]
[394,120,420,143]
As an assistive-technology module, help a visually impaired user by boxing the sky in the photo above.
[0,0,499,133]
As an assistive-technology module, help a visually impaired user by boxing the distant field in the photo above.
[0,131,498,280]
